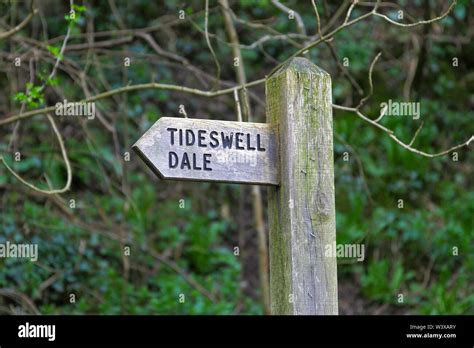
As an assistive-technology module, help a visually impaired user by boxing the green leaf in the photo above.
[47,45,63,60]
[13,92,27,102]
[46,77,59,86]
[72,4,87,13]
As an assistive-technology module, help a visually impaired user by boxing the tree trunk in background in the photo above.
[219,0,271,315]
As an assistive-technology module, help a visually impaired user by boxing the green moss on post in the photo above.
[266,57,338,315]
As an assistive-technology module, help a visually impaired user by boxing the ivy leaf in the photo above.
[13,92,27,102]
[13,83,45,108]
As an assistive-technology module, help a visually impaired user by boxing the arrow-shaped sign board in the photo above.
[133,117,279,185]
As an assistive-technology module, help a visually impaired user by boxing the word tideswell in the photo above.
[165,127,266,171]
[55,99,96,120]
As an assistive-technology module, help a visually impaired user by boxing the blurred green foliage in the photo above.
[1,182,259,314]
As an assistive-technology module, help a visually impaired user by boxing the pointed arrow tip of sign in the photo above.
[132,140,166,180]
[133,117,280,185]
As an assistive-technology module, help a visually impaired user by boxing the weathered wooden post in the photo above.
[266,57,338,315]
[133,56,338,315]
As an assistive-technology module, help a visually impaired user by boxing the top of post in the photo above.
[268,56,328,79]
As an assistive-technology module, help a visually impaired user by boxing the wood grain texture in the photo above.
[133,117,279,185]
[266,57,338,314]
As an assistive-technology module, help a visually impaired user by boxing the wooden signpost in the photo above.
[266,58,338,315]
[134,57,338,315]
[133,117,279,185]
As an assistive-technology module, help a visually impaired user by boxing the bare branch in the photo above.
[204,0,221,89]
[271,0,307,36]
[344,0,358,25]
[333,104,473,158]
[233,89,242,122]
[0,79,266,126]
[408,121,424,147]
[387,133,472,158]
[44,0,74,88]
[372,0,457,27]
[357,52,382,108]
[373,105,387,123]
[334,132,374,205]
[0,114,72,194]
[0,1,38,41]
[311,0,322,37]
[270,0,456,76]
[326,41,364,96]
[224,6,303,49]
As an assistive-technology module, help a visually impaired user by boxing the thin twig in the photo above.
[333,104,473,158]
[0,79,266,126]
[0,0,38,41]
[47,0,73,82]
[357,52,382,108]
[233,89,242,122]
[269,0,456,77]
[408,121,424,147]
[344,0,358,24]
[334,132,374,205]
[311,0,322,37]
[0,114,72,194]
[204,0,221,90]
[373,0,457,27]
[271,0,307,36]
